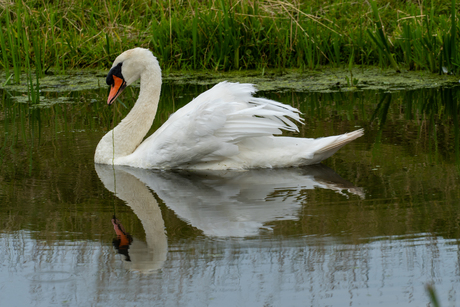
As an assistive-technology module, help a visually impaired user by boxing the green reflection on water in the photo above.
[0,83,460,243]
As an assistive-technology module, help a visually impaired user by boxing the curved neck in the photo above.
[95,64,162,164]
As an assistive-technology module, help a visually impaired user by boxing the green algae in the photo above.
[1,67,459,103]
[0,70,106,93]
[11,95,73,108]
[165,67,460,92]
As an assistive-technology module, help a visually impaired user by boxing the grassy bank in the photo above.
[0,0,459,81]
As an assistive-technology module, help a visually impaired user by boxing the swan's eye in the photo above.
[106,62,124,86]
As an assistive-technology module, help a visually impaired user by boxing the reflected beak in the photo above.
[107,75,127,105]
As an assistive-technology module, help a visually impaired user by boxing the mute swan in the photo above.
[95,47,363,169]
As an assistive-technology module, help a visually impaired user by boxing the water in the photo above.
[1,82,460,306]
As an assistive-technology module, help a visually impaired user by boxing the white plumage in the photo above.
[95,48,363,170]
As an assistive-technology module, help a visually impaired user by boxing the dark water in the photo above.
[1,82,460,306]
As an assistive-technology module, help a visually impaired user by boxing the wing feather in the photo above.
[134,82,303,167]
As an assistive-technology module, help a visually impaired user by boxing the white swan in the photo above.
[95,47,363,170]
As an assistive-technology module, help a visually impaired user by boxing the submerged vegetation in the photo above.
[0,0,460,79]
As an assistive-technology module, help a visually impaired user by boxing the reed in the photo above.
[367,0,400,72]
[426,284,441,307]
[0,0,459,74]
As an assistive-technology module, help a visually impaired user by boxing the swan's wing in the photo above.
[157,82,302,139]
[127,82,302,168]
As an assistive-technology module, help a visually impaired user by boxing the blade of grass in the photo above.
[368,0,400,72]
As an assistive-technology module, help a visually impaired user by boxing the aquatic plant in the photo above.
[426,284,441,307]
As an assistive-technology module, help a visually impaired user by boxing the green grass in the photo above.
[0,0,459,79]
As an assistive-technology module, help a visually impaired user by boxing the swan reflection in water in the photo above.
[95,164,364,273]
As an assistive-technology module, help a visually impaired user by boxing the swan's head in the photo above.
[106,48,160,105]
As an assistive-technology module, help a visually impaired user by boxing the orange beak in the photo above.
[107,75,127,105]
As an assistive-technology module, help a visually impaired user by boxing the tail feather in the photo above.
[316,128,364,154]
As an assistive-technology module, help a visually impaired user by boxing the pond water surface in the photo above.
[1,80,460,306]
